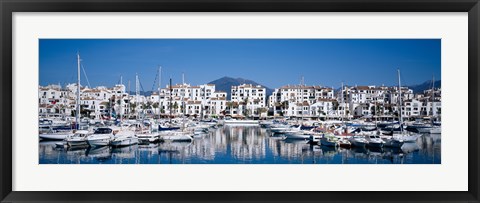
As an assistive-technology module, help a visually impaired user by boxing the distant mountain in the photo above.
[208,76,274,99]
[408,80,441,94]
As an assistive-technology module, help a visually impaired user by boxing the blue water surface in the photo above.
[39,126,441,164]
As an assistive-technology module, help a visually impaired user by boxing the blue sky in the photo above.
[39,39,440,90]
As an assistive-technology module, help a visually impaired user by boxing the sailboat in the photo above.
[40,53,83,140]
[158,78,193,142]
[136,69,161,144]
[385,69,421,145]
[428,76,441,134]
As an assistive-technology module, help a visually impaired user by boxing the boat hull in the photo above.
[137,134,159,143]
[87,136,112,147]
[67,140,88,147]
[283,133,309,140]
[224,120,259,126]
[39,132,72,140]
[350,140,367,148]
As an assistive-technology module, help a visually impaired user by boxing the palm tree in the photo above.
[173,102,179,115]
[243,97,249,117]
[281,101,289,116]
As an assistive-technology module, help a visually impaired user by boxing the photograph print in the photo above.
[39,39,441,164]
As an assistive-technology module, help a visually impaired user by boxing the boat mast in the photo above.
[341,82,344,124]
[431,75,435,122]
[76,53,81,130]
[119,75,123,123]
[136,73,140,120]
[128,80,131,120]
[158,66,162,121]
[397,69,403,132]
[169,78,172,123]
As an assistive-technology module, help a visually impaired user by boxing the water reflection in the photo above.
[39,126,441,164]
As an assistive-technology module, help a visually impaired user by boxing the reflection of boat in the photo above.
[55,142,67,148]
[383,146,404,155]
[429,127,441,134]
[39,140,59,147]
[368,146,384,154]
[86,146,112,160]
[430,133,441,144]
[401,142,420,153]
[311,145,321,152]
[138,143,159,155]
[163,141,192,148]
[111,145,137,158]
[307,134,321,144]
[320,145,338,154]
[352,146,368,154]
[66,144,89,151]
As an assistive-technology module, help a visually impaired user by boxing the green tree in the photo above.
[130,103,137,113]
[173,102,179,115]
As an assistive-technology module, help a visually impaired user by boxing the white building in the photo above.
[230,84,267,117]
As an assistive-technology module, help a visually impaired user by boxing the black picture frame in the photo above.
[1,0,479,202]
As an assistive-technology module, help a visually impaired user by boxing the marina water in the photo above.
[39,126,441,164]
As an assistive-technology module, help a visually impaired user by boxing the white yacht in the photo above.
[86,127,114,147]
[364,135,385,148]
[136,125,159,144]
[39,127,74,141]
[137,132,159,144]
[65,130,90,147]
[111,130,138,147]
[349,135,368,148]
[392,132,421,143]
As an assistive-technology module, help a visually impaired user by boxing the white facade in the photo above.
[230,84,267,117]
